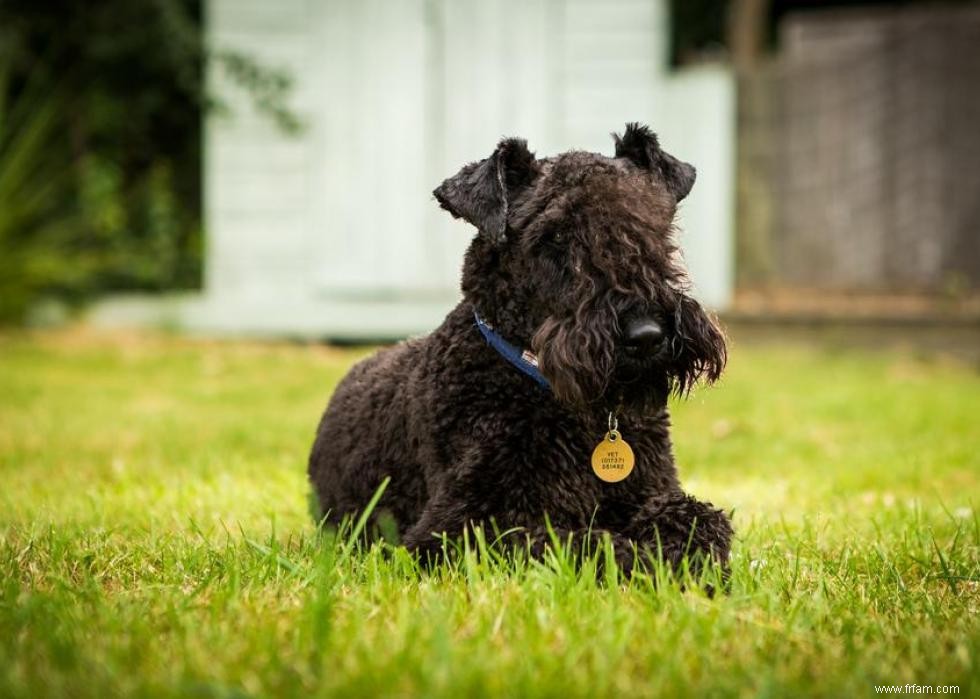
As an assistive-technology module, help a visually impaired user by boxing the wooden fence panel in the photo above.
[737,6,980,295]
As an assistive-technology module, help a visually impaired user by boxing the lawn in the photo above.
[0,329,977,698]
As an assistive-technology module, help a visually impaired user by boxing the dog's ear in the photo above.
[433,138,538,244]
[613,122,696,202]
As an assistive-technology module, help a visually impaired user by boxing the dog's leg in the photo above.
[505,524,644,576]
[400,493,471,565]
[625,494,733,577]
[405,517,644,576]
[402,488,644,576]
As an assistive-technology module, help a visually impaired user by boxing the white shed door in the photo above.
[308,0,435,297]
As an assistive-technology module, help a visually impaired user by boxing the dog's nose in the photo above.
[624,318,664,353]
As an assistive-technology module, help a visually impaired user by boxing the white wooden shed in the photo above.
[189,0,734,339]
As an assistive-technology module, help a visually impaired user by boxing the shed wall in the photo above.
[200,0,733,338]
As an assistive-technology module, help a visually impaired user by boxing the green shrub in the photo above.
[0,0,295,323]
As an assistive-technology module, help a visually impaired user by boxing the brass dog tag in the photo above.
[591,429,635,482]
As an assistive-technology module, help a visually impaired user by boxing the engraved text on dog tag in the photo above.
[591,430,635,482]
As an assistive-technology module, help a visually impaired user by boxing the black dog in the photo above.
[309,123,732,575]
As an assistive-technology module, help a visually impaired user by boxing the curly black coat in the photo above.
[309,123,733,575]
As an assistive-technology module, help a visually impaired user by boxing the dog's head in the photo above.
[434,122,726,412]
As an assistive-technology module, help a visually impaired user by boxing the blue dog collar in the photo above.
[473,311,551,390]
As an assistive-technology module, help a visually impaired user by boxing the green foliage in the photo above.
[0,0,296,323]
[0,335,977,696]
[0,54,78,322]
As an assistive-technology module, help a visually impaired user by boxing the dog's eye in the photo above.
[536,228,567,257]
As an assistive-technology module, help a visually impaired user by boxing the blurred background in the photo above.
[2,0,978,348]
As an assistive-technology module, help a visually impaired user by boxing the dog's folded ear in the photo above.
[613,122,696,202]
[433,138,538,244]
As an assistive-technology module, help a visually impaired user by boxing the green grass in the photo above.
[0,329,977,698]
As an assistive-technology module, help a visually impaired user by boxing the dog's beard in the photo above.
[610,357,672,412]
[533,314,616,408]
[532,298,726,411]
[668,295,727,395]
[533,314,668,411]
